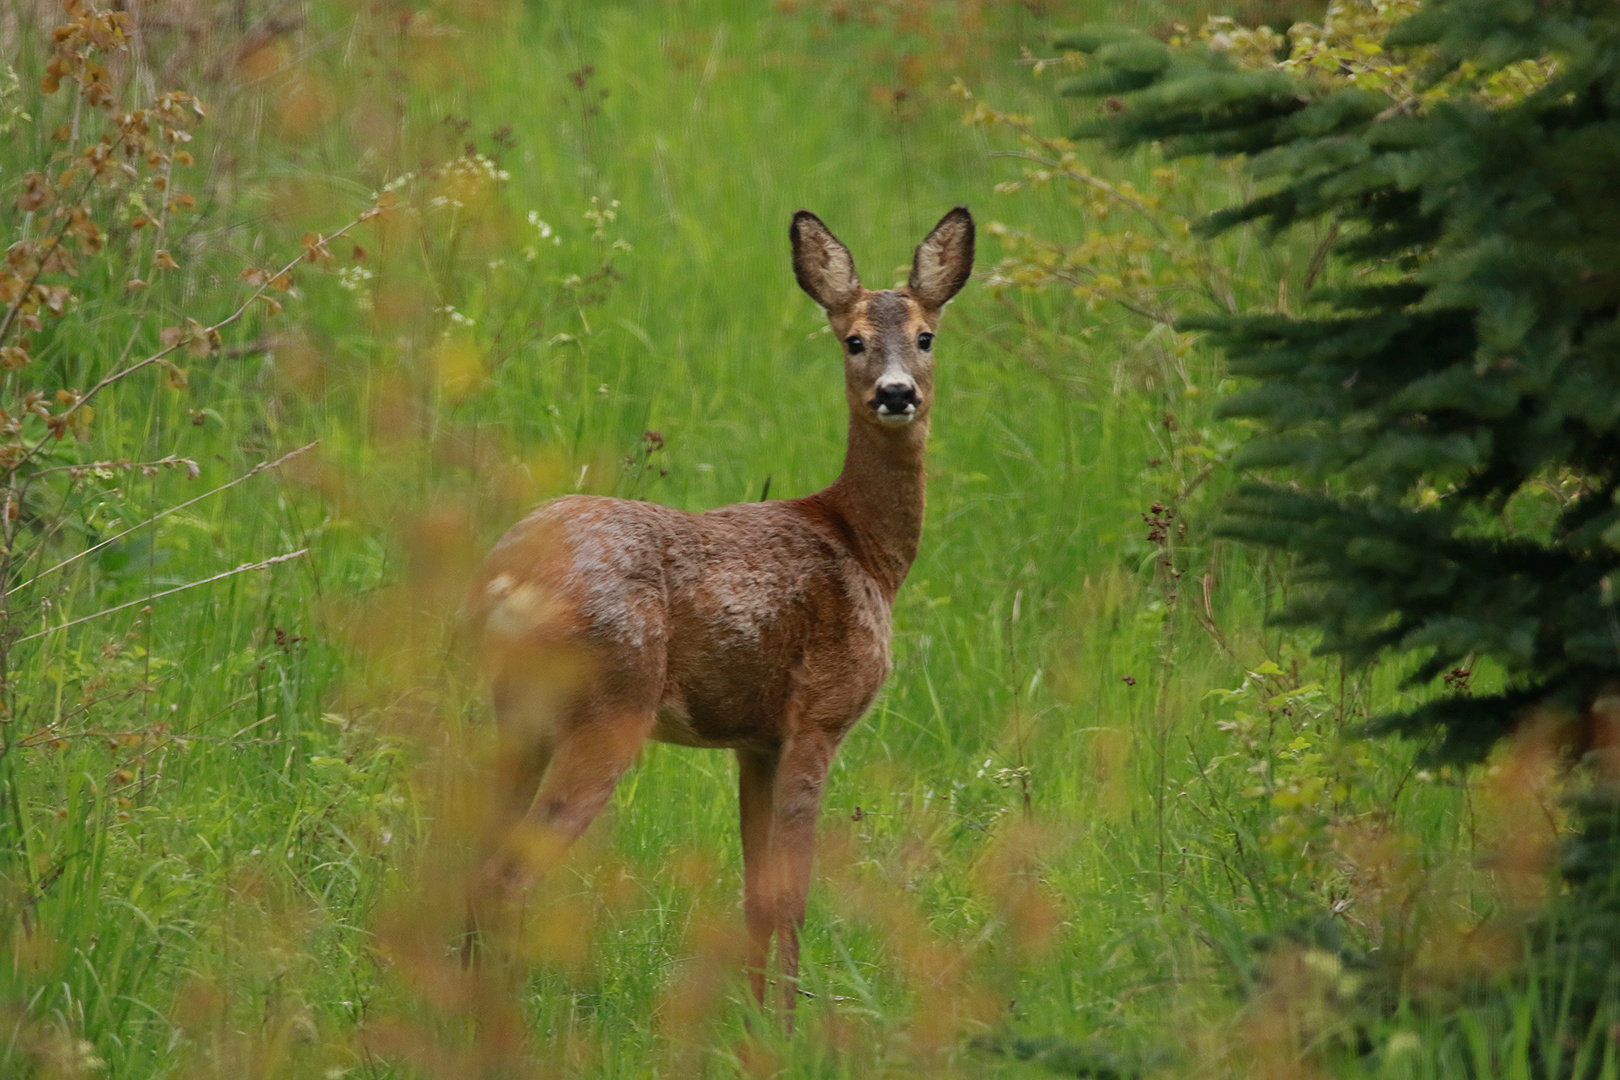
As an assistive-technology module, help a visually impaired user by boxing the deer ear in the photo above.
[791,210,862,313]
[908,206,974,310]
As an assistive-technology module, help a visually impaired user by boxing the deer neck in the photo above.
[822,414,929,600]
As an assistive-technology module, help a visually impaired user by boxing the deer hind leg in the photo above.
[535,702,651,828]
[490,676,559,834]
[737,747,780,1008]
[478,671,562,891]
[480,652,658,881]
[466,698,651,968]
[466,673,563,963]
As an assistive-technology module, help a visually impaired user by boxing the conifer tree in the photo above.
[1056,0,1620,1050]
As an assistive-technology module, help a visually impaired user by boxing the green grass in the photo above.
[0,1,1588,1077]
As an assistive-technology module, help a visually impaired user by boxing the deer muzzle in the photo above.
[870,381,920,425]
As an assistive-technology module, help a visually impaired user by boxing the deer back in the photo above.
[469,492,895,750]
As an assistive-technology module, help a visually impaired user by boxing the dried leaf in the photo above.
[152,249,178,271]
[16,172,54,213]
[40,244,78,276]
[72,404,94,442]
[73,220,104,255]
[183,317,210,359]
[36,284,70,314]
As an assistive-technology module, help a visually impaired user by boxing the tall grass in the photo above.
[0,1,1589,1077]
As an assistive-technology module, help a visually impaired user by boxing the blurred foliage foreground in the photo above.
[0,0,1617,1077]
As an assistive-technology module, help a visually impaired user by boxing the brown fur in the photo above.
[466,207,974,1013]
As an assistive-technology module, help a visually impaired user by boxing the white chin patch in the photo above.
[874,404,918,426]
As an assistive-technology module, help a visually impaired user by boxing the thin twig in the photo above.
[0,134,131,349]
[230,713,278,740]
[10,454,202,569]
[1302,221,1340,294]
[24,455,197,479]
[15,548,307,644]
[1194,569,1239,662]
[988,151,1168,234]
[9,441,316,596]
[12,215,361,475]
[1176,460,1221,502]
[15,685,150,739]
[25,688,254,750]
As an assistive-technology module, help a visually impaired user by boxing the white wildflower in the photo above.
[336,265,374,292]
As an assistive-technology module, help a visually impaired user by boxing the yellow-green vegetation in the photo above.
[0,2,1589,1077]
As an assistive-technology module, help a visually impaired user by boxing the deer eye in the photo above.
[917,332,934,351]
[846,336,865,354]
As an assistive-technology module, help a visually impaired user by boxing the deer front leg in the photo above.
[737,747,780,1008]
[769,731,836,1019]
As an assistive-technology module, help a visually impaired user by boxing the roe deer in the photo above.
[467,206,974,1011]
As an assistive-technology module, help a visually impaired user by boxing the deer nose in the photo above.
[870,382,920,422]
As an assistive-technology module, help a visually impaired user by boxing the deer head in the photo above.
[791,207,974,430]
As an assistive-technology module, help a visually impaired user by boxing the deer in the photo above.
[465,206,974,1013]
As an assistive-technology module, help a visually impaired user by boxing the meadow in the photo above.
[0,1,1582,1077]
